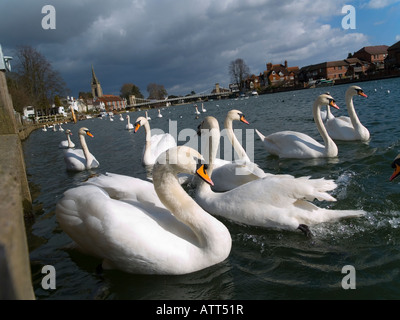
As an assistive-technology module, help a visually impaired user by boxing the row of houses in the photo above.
[244,40,400,91]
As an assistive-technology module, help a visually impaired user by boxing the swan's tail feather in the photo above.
[255,129,265,140]
[294,177,337,202]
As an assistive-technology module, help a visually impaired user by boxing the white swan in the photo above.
[63,127,99,171]
[59,124,64,132]
[157,109,163,118]
[134,116,177,166]
[195,105,201,115]
[126,115,134,130]
[119,114,124,121]
[199,110,268,192]
[55,146,231,275]
[58,129,75,149]
[195,116,365,235]
[324,86,369,141]
[201,103,207,113]
[42,125,47,132]
[145,111,151,120]
[255,93,339,159]
[390,154,400,181]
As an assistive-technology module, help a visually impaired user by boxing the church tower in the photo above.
[91,65,103,99]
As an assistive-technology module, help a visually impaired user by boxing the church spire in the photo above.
[91,65,103,98]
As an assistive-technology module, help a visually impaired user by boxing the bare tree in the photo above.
[12,45,67,115]
[147,83,167,100]
[229,58,250,91]
[120,83,144,100]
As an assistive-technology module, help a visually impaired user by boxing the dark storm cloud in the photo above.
[1,0,369,97]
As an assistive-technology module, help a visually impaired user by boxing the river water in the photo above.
[23,77,400,300]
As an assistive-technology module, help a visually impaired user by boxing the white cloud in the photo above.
[367,0,400,9]
[396,35,400,41]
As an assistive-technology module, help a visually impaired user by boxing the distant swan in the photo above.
[63,127,99,171]
[324,85,369,141]
[157,109,163,118]
[255,93,339,159]
[126,115,134,130]
[134,116,177,166]
[55,146,231,275]
[58,129,75,149]
[195,116,365,235]
[146,111,151,120]
[195,105,201,115]
[201,103,207,113]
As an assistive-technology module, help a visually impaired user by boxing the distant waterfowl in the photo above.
[157,109,163,118]
[42,125,47,132]
[195,105,201,115]
[201,103,207,113]
[55,146,231,275]
[126,115,134,130]
[134,116,177,166]
[119,114,124,121]
[59,124,64,132]
[146,111,151,120]
[58,129,75,149]
[324,86,369,141]
[63,127,99,171]
[255,93,339,159]
[195,116,365,235]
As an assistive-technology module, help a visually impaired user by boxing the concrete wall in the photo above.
[0,70,35,300]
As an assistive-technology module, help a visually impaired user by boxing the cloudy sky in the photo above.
[1,0,399,98]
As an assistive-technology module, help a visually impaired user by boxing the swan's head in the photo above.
[134,116,148,133]
[155,146,214,186]
[348,85,368,98]
[227,109,249,124]
[319,94,339,110]
[65,129,72,135]
[197,116,220,136]
[78,127,94,137]
[390,154,400,181]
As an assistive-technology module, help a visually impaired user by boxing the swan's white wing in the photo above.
[150,133,177,161]
[262,131,326,159]
[63,149,86,171]
[56,184,201,274]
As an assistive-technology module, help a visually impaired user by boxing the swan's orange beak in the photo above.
[86,131,94,138]
[240,115,249,125]
[196,164,214,186]
[390,159,400,181]
[134,122,141,133]
[358,91,368,98]
[329,99,340,110]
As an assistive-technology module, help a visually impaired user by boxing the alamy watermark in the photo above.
[41,265,56,290]
[341,265,356,289]
[41,5,56,30]
[342,5,356,30]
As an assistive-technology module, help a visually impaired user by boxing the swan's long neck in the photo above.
[127,116,131,125]
[153,163,225,249]
[142,121,152,164]
[313,101,337,156]
[79,134,93,168]
[345,91,361,127]
[224,117,251,162]
[67,134,73,148]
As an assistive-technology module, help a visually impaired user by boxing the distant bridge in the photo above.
[129,86,233,108]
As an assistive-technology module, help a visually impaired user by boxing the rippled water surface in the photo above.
[23,77,400,299]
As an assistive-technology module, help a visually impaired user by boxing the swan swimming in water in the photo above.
[255,93,339,159]
[200,109,269,191]
[195,116,365,236]
[134,116,177,166]
[390,154,400,181]
[62,127,99,171]
[324,85,369,141]
[125,115,134,130]
[58,129,75,149]
[55,146,231,275]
